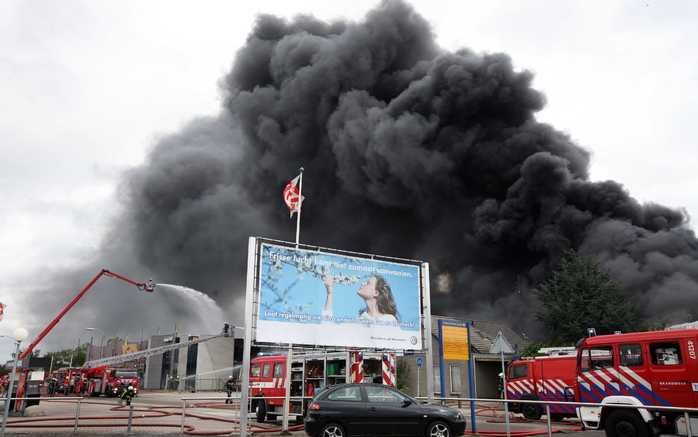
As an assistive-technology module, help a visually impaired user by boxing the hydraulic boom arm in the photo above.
[19,269,154,360]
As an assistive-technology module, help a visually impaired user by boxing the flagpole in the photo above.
[295,167,304,248]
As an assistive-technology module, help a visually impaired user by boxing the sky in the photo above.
[2,0,698,360]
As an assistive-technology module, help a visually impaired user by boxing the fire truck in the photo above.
[82,366,140,397]
[249,351,397,423]
[506,354,577,420]
[576,328,698,437]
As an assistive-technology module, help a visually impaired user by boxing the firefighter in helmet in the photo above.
[225,376,235,404]
[120,385,135,406]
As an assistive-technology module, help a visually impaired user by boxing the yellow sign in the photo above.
[442,325,469,361]
[122,343,140,354]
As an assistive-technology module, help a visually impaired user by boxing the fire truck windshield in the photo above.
[115,371,138,379]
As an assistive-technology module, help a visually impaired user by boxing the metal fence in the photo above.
[4,394,698,436]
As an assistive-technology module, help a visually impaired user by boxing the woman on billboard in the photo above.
[322,274,399,323]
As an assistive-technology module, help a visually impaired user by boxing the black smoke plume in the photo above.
[22,0,698,345]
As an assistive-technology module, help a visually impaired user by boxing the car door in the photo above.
[319,385,368,436]
[649,339,693,407]
[363,385,421,436]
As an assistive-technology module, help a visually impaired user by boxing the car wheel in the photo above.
[427,421,451,437]
[255,400,267,423]
[320,423,345,437]
[605,410,649,437]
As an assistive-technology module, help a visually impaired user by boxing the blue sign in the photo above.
[416,356,424,368]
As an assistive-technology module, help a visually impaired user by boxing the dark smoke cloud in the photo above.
[23,0,698,346]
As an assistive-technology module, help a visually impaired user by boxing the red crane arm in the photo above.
[19,269,154,360]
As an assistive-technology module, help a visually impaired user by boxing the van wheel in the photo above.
[605,410,649,437]
[520,394,542,420]
[255,400,267,423]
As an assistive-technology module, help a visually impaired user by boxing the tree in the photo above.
[535,250,642,345]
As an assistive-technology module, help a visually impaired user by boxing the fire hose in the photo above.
[5,399,304,435]
[7,399,581,436]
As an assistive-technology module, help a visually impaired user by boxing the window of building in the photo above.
[651,342,683,366]
[434,366,441,394]
[620,344,643,367]
[509,364,528,379]
[327,386,362,402]
[450,365,462,394]
[580,346,613,371]
[273,363,283,378]
[251,365,261,377]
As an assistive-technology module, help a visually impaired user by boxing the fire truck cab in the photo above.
[576,329,698,437]
[506,355,577,420]
[250,351,396,423]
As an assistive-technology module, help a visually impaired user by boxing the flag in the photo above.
[0,302,5,321]
[283,174,304,217]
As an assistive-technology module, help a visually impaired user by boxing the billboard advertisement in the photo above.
[255,242,423,350]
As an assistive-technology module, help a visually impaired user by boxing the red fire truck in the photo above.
[576,328,698,437]
[84,366,140,397]
[506,355,577,420]
[249,351,396,423]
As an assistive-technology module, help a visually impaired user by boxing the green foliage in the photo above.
[44,345,87,368]
[520,342,548,357]
[396,359,410,393]
[535,250,642,344]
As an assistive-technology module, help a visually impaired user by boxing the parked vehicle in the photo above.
[304,383,465,437]
[576,329,698,437]
[506,355,577,420]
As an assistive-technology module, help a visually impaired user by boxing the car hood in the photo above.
[417,403,459,416]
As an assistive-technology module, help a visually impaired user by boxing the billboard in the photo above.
[255,242,423,350]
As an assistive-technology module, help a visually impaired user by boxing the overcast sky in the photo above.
[2,0,697,359]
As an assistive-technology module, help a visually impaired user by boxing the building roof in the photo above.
[431,316,529,356]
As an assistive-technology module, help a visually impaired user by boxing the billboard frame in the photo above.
[239,237,434,437]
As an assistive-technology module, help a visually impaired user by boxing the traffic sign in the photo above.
[416,356,424,368]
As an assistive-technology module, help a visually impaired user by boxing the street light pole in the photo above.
[2,327,28,437]
[68,335,81,368]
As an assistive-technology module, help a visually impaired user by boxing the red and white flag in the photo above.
[0,302,5,322]
[283,174,304,217]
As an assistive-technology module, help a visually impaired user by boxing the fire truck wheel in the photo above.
[255,399,267,423]
[520,395,542,420]
[605,410,649,437]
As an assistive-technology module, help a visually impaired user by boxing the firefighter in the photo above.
[47,377,58,397]
[225,376,235,404]
[120,385,135,406]
[497,372,504,399]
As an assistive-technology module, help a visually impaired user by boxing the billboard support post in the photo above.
[239,237,257,437]
[281,343,292,434]
[466,324,477,433]
[437,319,446,404]
[422,263,434,401]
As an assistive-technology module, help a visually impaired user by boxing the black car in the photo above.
[304,384,466,437]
